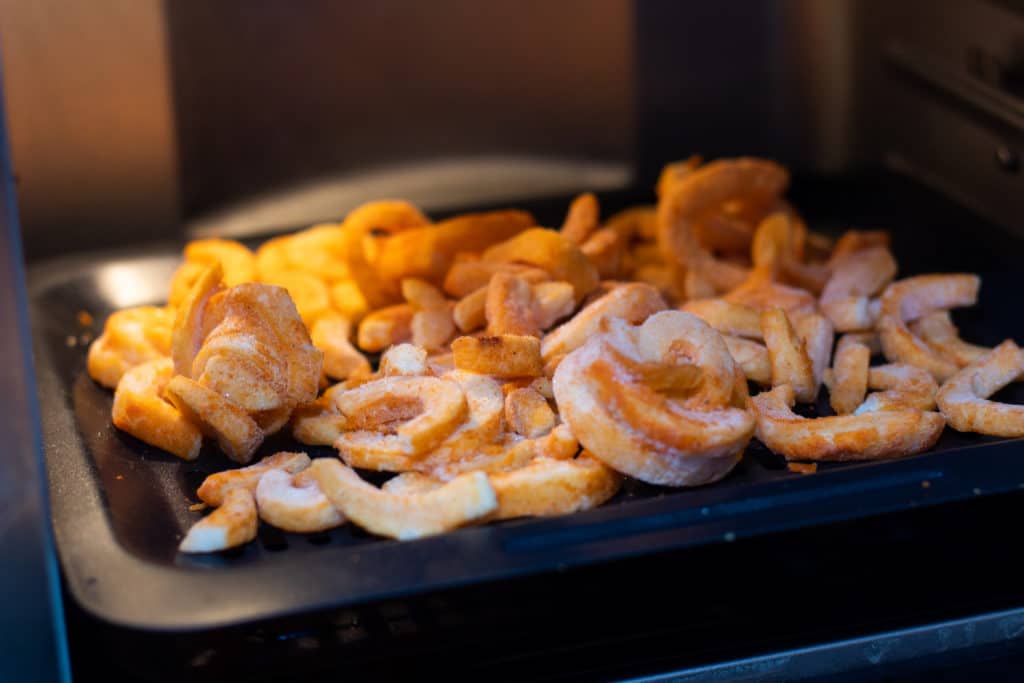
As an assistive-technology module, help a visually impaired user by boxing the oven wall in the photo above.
[0,0,919,261]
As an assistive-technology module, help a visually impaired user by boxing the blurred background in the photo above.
[2,0,1022,261]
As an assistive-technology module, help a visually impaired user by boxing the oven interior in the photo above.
[7,1,1024,681]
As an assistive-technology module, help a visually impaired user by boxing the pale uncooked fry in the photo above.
[828,229,891,267]
[291,397,348,447]
[380,343,430,376]
[681,299,762,339]
[482,228,599,303]
[166,376,264,464]
[412,305,456,351]
[532,281,575,330]
[255,469,345,534]
[381,472,443,496]
[453,286,487,332]
[87,305,175,389]
[724,271,817,318]
[937,340,1024,436]
[877,274,980,381]
[112,358,202,461]
[423,423,578,481]
[505,386,556,438]
[443,261,549,298]
[330,279,369,322]
[530,376,554,400]
[554,312,754,487]
[333,376,468,461]
[820,246,897,331]
[428,352,455,376]
[357,303,414,352]
[184,239,256,286]
[723,335,771,385]
[581,228,623,279]
[197,451,311,507]
[402,278,455,349]
[561,192,599,244]
[827,335,870,415]
[489,454,622,520]
[486,272,539,337]
[910,311,990,367]
[401,277,447,309]
[751,384,944,462]
[794,313,834,390]
[855,363,939,413]
[311,313,370,380]
[761,308,817,403]
[452,334,544,378]
[309,459,497,541]
[540,282,666,363]
[179,488,258,553]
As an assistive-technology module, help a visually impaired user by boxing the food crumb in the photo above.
[921,480,931,488]
[65,335,78,347]
[787,462,818,474]
[115,474,124,480]
[77,310,94,327]
[189,502,207,512]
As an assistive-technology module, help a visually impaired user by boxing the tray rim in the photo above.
[30,243,1024,632]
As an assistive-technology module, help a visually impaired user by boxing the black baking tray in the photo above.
[29,171,1024,631]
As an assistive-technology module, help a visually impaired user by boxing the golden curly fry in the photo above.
[554,312,754,487]
[820,246,896,331]
[255,468,345,534]
[482,228,599,303]
[937,340,1024,436]
[828,229,891,267]
[87,305,174,389]
[309,459,497,540]
[878,274,981,381]
[452,334,544,378]
[657,158,787,296]
[422,423,578,481]
[443,261,549,298]
[581,228,624,279]
[560,192,599,244]
[184,239,256,287]
[751,384,945,462]
[112,358,201,461]
[179,488,258,553]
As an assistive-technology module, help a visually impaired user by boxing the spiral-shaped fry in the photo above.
[553,311,755,486]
